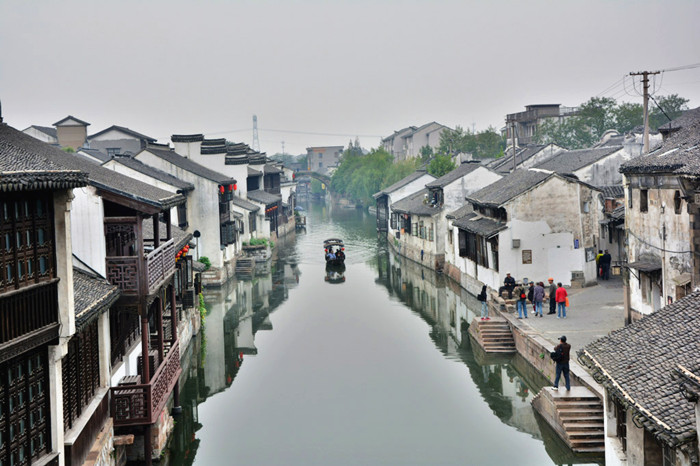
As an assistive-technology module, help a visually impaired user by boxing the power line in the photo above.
[661,62,700,73]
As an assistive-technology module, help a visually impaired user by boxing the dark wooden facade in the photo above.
[0,191,59,466]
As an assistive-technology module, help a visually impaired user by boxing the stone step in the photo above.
[560,415,604,423]
[555,400,603,409]
[557,408,603,417]
[570,438,605,445]
[568,430,604,439]
[574,446,606,453]
[563,422,604,431]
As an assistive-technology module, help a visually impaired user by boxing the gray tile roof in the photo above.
[425,161,483,188]
[264,164,282,174]
[89,125,156,142]
[446,203,473,220]
[107,157,194,191]
[143,147,235,185]
[534,146,623,174]
[373,169,434,198]
[658,107,700,135]
[600,185,625,199]
[247,189,281,205]
[248,167,262,176]
[487,144,552,174]
[142,220,192,251]
[171,134,204,143]
[621,107,700,175]
[452,213,505,237]
[53,115,90,126]
[391,188,441,216]
[232,196,260,212]
[73,268,120,328]
[79,148,111,163]
[0,124,183,208]
[466,169,551,207]
[0,124,89,192]
[27,125,58,138]
[579,291,700,446]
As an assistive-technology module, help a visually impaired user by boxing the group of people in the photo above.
[596,250,612,280]
[497,273,569,319]
[325,248,345,262]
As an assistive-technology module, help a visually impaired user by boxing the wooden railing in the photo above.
[106,239,175,295]
[146,239,175,294]
[110,339,181,426]
[0,280,59,345]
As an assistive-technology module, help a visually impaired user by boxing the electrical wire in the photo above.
[627,229,694,255]
[661,62,700,73]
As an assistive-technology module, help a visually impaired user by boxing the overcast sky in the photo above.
[1,0,699,155]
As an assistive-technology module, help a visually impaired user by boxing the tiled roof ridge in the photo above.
[171,134,204,143]
[89,124,156,142]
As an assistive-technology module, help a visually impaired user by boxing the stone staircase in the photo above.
[532,387,605,454]
[235,257,255,277]
[468,317,516,353]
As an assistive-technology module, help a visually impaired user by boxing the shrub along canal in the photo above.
[166,204,600,465]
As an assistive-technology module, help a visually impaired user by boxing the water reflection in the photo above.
[167,206,600,466]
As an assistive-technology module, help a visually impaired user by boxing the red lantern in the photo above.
[184,245,189,251]
[229,184,233,192]
[219,185,224,194]
[341,247,345,251]
[233,183,237,191]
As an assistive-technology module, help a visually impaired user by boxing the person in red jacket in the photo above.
[555,282,567,318]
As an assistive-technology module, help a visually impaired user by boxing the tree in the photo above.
[611,102,643,134]
[419,145,434,163]
[428,154,456,177]
[650,94,689,130]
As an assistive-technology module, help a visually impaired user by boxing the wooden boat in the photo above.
[323,238,345,266]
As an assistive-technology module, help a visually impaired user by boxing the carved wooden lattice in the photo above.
[106,257,139,293]
[150,340,181,420]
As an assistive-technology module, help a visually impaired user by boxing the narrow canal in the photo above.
[166,204,600,465]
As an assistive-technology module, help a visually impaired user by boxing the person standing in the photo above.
[555,282,567,318]
[547,278,557,314]
[595,250,603,277]
[533,282,545,317]
[477,285,489,320]
[515,281,528,318]
[601,250,612,280]
[552,335,571,391]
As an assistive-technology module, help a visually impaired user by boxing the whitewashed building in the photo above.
[373,169,436,235]
[534,145,628,186]
[381,122,451,161]
[619,107,700,320]
[452,169,602,292]
[390,161,501,271]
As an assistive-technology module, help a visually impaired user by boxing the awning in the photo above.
[672,273,691,286]
[626,259,662,273]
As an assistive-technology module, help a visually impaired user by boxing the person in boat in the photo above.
[336,248,345,261]
[327,248,336,261]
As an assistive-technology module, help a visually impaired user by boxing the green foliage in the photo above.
[198,256,211,270]
[428,154,456,177]
[437,126,505,159]
[249,237,274,248]
[330,147,395,205]
[419,145,434,163]
[310,178,324,193]
[535,94,689,149]
[650,94,689,129]
[62,147,75,153]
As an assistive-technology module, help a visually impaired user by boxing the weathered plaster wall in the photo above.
[71,186,107,277]
[575,149,629,186]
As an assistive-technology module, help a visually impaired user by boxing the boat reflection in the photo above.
[324,263,346,284]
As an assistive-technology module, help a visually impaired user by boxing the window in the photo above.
[390,213,397,230]
[674,190,682,214]
[448,229,453,245]
[428,225,434,242]
[0,193,55,293]
[628,186,633,209]
[640,189,648,212]
[582,201,590,213]
[412,223,418,236]
[106,148,121,157]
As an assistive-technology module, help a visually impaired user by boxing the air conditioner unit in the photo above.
[512,239,521,248]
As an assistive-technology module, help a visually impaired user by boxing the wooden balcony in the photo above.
[0,279,59,352]
[106,239,176,296]
[110,339,182,426]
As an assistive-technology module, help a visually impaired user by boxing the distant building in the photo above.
[21,124,58,144]
[505,104,578,145]
[306,145,343,175]
[53,115,90,149]
[87,124,157,156]
[382,122,451,161]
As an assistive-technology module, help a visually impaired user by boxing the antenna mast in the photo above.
[252,115,260,152]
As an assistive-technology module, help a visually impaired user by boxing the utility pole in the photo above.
[281,141,285,155]
[252,115,260,152]
[629,70,661,154]
[510,120,518,173]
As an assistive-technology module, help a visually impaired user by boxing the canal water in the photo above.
[167,204,600,465]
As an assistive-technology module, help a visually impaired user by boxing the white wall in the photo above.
[443,166,502,212]
[71,186,107,277]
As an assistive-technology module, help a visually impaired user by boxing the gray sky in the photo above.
[1,0,699,155]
